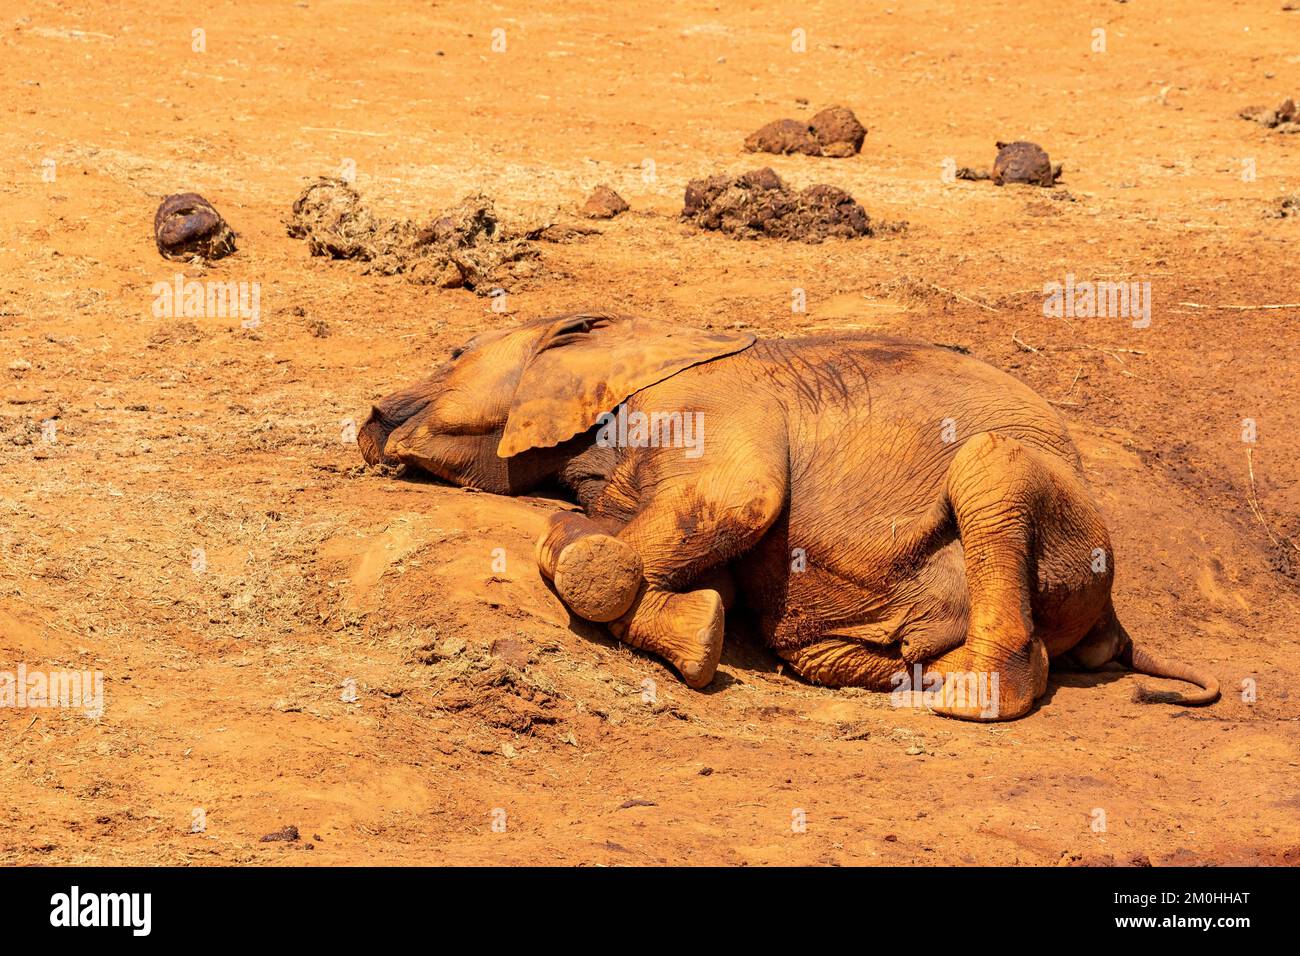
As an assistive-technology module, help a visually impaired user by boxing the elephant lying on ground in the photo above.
[358,311,1219,720]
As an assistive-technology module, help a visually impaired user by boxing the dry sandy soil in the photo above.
[2,0,1299,866]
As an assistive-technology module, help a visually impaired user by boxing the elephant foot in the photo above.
[536,512,642,623]
[925,637,1049,721]
[778,638,905,690]
[611,587,725,689]
[553,533,643,623]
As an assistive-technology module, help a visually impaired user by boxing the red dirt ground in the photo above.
[1,0,1298,865]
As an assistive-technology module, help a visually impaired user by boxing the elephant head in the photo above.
[358,311,754,494]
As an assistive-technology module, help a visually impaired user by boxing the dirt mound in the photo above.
[682,167,873,241]
[956,141,1062,186]
[1239,98,1300,131]
[286,178,543,293]
[580,186,629,219]
[153,193,237,261]
[744,105,866,158]
[422,635,568,734]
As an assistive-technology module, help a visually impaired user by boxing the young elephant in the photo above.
[358,311,1219,720]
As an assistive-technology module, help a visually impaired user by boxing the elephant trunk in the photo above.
[357,409,396,466]
[1116,625,1220,706]
[358,375,441,466]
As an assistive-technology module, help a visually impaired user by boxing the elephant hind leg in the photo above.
[924,431,1112,721]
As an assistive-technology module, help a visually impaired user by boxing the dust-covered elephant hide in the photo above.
[359,311,1219,721]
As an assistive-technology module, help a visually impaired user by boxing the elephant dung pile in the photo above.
[957,141,1063,187]
[154,193,237,262]
[286,178,543,292]
[1239,98,1300,132]
[743,105,867,158]
[682,167,873,241]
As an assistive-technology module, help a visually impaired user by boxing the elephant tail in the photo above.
[1116,624,1220,707]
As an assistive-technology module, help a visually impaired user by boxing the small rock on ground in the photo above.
[580,185,629,219]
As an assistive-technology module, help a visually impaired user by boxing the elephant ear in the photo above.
[496,312,754,458]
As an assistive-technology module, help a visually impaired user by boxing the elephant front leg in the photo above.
[535,511,727,685]
[536,512,643,622]
[603,457,786,688]
[536,512,730,687]
[608,586,726,689]
[538,440,786,688]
